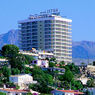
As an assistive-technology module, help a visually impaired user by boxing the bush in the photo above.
[0,92,6,95]
[27,92,33,95]
[16,85,20,89]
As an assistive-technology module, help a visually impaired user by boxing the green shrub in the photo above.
[0,92,6,95]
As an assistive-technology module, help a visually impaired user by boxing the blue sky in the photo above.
[0,0,95,41]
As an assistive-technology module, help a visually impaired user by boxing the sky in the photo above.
[0,0,95,41]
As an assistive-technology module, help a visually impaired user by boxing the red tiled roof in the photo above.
[0,89,29,93]
[56,64,60,66]
[58,90,84,94]
[56,64,65,67]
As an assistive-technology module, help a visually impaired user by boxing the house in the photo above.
[87,65,95,76]
[32,59,49,68]
[51,90,84,95]
[9,74,37,89]
[77,76,89,85]
[0,89,29,95]
[49,67,65,73]
[0,58,9,65]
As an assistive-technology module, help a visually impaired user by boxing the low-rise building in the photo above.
[87,65,95,76]
[42,67,65,74]
[49,67,65,72]
[77,77,89,85]
[0,58,9,65]
[20,49,54,60]
[51,90,84,95]
[9,74,37,89]
[32,59,49,68]
[0,58,10,69]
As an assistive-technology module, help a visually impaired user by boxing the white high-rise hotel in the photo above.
[19,9,72,63]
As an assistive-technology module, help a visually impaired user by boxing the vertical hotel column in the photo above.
[53,19,57,60]
[41,20,45,50]
[65,21,72,63]
[50,20,55,52]
[69,21,72,63]
[60,22,63,62]
[37,21,45,50]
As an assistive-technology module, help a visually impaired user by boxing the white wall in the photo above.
[65,93,74,95]
[9,74,33,84]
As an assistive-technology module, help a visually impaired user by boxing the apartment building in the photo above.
[18,9,72,63]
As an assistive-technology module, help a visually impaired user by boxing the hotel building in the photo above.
[18,9,72,63]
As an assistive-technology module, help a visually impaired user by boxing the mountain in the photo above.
[0,29,19,49]
[72,41,95,59]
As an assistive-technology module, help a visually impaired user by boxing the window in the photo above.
[34,61,37,63]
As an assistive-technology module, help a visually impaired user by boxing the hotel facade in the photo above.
[18,9,72,63]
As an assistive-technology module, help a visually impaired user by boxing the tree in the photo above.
[0,82,3,87]
[24,55,34,64]
[16,85,20,89]
[93,61,95,66]
[25,67,31,74]
[1,44,19,58]
[81,62,85,65]
[6,82,15,88]
[11,68,20,75]
[87,78,95,87]
[9,54,26,72]
[31,66,53,93]
[29,83,53,94]
[49,62,56,67]
[65,63,80,75]
[62,81,70,90]
[63,70,74,82]
[27,92,33,95]
[85,90,90,95]
[59,61,65,68]
[71,80,83,90]
[1,66,11,82]
[49,57,56,62]
[49,57,57,64]
[32,66,53,85]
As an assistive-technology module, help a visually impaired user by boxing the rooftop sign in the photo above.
[40,9,60,16]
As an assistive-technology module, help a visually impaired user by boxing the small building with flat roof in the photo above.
[9,74,37,89]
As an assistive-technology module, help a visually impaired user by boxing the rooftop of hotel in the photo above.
[18,9,72,23]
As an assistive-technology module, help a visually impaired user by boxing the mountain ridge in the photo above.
[72,41,95,59]
[0,29,19,49]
